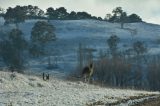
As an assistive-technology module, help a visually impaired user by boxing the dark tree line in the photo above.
[4,5,45,25]
[46,7,102,20]
[105,7,142,28]
[4,6,26,25]
[93,35,160,91]
[1,5,142,24]
[2,5,102,25]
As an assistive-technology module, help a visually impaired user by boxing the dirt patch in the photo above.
[133,96,160,106]
[87,94,160,106]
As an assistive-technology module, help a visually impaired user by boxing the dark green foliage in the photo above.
[68,11,77,20]
[4,6,26,25]
[3,5,103,21]
[29,43,44,57]
[30,21,56,57]
[31,21,56,44]
[4,5,45,25]
[23,5,45,19]
[9,29,27,50]
[128,14,142,23]
[76,12,92,19]
[37,10,45,18]
[112,7,123,17]
[56,7,68,19]
[46,7,57,19]
[105,14,112,21]
[133,41,147,55]
[120,12,128,28]
[92,16,98,20]
[97,17,103,21]
[0,41,24,72]
[46,7,68,20]
[2,5,143,22]
[108,15,117,22]
[0,29,27,73]
[46,7,101,20]
[107,35,120,57]
[107,7,142,23]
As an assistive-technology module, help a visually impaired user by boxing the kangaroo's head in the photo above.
[89,63,93,69]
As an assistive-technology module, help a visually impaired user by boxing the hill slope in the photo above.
[0,71,159,106]
[1,19,160,74]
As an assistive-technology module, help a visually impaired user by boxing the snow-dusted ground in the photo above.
[0,71,159,106]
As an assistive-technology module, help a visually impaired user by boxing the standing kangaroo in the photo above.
[42,73,49,81]
[82,63,94,83]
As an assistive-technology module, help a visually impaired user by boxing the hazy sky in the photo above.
[0,0,160,24]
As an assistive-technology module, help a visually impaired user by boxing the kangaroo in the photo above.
[46,74,49,80]
[43,72,45,80]
[82,63,94,83]
[42,73,49,81]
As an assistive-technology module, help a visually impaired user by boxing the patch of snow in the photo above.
[0,71,159,106]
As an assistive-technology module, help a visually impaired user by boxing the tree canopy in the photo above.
[0,29,27,72]
[106,7,142,23]
[4,6,26,24]
[2,5,143,22]
[31,21,56,44]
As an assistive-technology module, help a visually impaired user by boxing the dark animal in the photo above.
[43,73,45,80]
[82,63,94,83]
[42,73,49,81]
[46,74,49,80]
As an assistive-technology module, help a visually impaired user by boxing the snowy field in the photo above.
[1,18,160,74]
[0,71,159,106]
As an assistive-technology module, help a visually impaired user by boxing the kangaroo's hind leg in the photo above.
[84,74,87,82]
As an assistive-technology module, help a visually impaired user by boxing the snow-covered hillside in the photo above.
[1,18,160,74]
[0,71,159,106]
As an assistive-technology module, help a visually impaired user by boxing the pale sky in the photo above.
[0,0,160,24]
